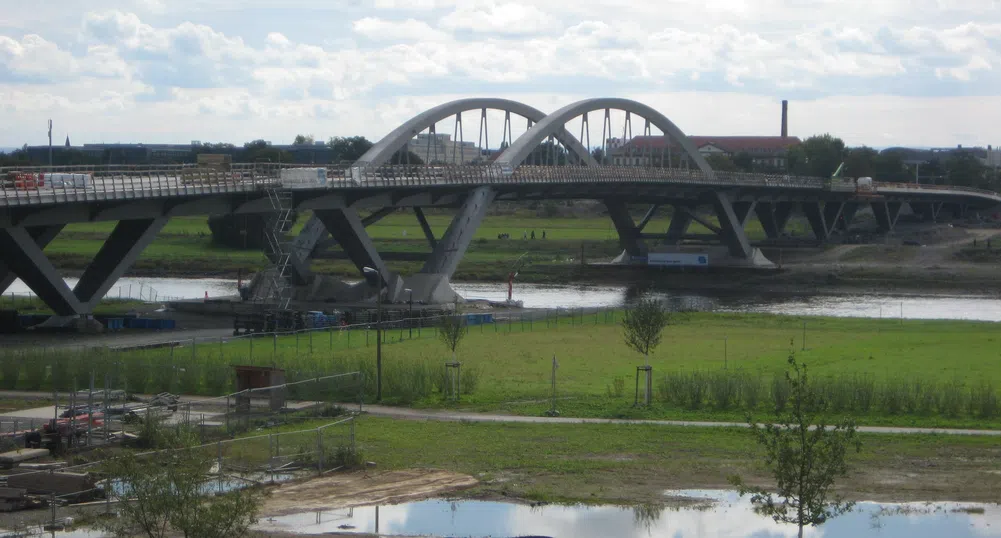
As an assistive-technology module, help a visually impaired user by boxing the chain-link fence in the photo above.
[0,416,357,537]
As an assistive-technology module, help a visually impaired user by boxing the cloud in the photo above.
[0,4,998,147]
[352,17,450,41]
[439,1,559,35]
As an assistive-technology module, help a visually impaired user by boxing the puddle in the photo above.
[254,489,1001,537]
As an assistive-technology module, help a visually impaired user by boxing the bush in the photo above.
[881,378,908,415]
[23,354,48,390]
[0,353,20,389]
[460,365,480,395]
[969,381,999,419]
[709,371,739,410]
[771,374,791,413]
[850,374,875,414]
[740,374,763,410]
[938,379,966,418]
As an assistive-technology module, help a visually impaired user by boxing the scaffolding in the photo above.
[262,186,295,323]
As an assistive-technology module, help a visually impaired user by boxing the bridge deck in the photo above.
[1,164,998,211]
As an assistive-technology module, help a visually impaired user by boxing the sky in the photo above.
[0,0,999,149]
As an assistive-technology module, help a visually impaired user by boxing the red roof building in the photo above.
[608,135,802,170]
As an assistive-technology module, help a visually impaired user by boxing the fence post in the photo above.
[273,333,277,364]
[350,418,356,455]
[217,441,223,492]
[316,429,323,475]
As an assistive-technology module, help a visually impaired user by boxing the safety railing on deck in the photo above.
[1,163,998,207]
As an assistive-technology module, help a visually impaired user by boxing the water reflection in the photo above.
[252,490,1001,537]
[7,277,1001,322]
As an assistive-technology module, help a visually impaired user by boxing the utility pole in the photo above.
[48,119,53,170]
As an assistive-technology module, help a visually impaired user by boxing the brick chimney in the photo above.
[781,100,788,138]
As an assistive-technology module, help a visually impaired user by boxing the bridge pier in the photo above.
[606,200,646,258]
[664,205,693,245]
[755,202,793,239]
[0,218,167,317]
[0,224,64,295]
[872,201,903,232]
[710,192,754,259]
[314,209,391,283]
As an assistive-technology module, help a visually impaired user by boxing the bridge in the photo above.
[2,97,999,318]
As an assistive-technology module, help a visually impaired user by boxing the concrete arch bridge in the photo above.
[1,97,998,316]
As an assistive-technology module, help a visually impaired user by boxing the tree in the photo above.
[730,356,861,538]
[438,307,467,363]
[946,150,987,188]
[789,134,845,178]
[842,146,878,178]
[293,134,315,145]
[622,298,670,405]
[101,428,262,538]
[622,298,670,364]
[705,153,737,172]
[329,136,374,163]
[732,152,754,172]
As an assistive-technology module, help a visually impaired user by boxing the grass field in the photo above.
[43,212,814,281]
[4,312,1001,428]
[273,415,1001,504]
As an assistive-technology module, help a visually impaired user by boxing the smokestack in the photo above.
[781,100,788,138]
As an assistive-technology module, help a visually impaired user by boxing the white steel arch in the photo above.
[354,98,598,167]
[495,98,712,173]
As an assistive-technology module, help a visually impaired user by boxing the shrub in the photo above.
[850,374,876,414]
[938,379,966,418]
[969,381,999,419]
[880,378,908,415]
[460,365,480,395]
[0,353,21,389]
[740,373,763,410]
[709,370,739,410]
[771,374,791,413]
[23,354,48,390]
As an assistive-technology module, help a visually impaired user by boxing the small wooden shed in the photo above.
[232,365,286,413]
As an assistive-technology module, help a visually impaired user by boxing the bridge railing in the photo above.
[1,162,999,206]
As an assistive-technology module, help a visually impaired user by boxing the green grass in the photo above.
[44,212,815,281]
[264,415,1001,504]
[6,312,1001,428]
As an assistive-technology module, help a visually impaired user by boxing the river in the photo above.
[5,277,1001,322]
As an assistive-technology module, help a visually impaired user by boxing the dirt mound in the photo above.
[262,469,478,516]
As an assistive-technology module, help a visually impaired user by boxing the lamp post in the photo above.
[405,288,413,339]
[363,267,383,401]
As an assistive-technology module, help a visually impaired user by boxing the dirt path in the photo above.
[350,404,1001,436]
[262,469,478,515]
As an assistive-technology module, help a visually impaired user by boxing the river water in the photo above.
[5,277,1001,321]
[253,490,1001,537]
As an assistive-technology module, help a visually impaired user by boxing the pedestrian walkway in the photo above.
[352,404,1001,437]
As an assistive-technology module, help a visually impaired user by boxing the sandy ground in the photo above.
[261,469,478,516]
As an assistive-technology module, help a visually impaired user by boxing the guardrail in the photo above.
[1,163,998,207]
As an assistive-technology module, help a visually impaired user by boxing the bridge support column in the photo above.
[803,202,830,241]
[664,205,693,245]
[0,224,64,295]
[711,192,753,259]
[605,200,646,259]
[755,202,793,239]
[285,208,397,285]
[912,202,943,222]
[414,207,438,249]
[74,218,168,309]
[872,201,903,232]
[314,209,391,283]
[0,227,84,316]
[839,203,859,230]
[421,187,495,276]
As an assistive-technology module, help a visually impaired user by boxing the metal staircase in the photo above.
[263,186,295,312]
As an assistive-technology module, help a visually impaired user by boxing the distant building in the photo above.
[609,135,802,170]
[408,133,483,164]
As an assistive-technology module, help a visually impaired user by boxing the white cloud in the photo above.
[0,3,998,147]
[352,17,450,42]
[439,1,559,35]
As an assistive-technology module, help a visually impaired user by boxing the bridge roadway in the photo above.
[2,94,1000,317]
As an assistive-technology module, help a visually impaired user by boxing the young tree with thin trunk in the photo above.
[622,298,670,366]
[730,355,861,538]
[438,307,467,363]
